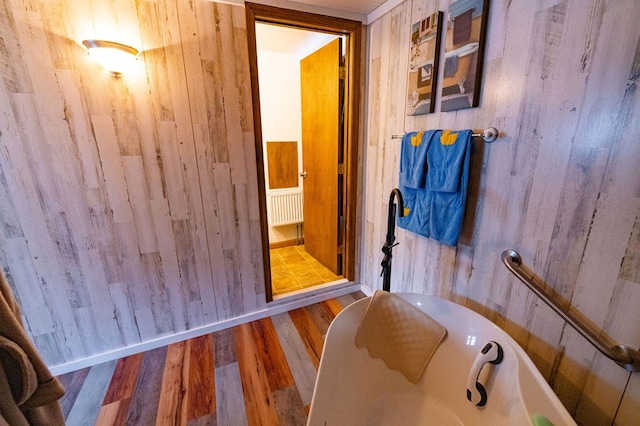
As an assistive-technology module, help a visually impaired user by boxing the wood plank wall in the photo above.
[363,0,640,424]
[2,0,639,423]
[0,0,264,367]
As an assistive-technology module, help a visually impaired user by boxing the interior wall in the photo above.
[257,49,302,244]
[3,0,638,421]
[362,0,640,424]
[0,0,264,368]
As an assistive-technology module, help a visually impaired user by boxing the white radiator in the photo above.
[268,189,303,226]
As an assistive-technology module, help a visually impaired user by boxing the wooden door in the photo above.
[300,39,342,275]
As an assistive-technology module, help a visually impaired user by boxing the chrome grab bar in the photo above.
[501,249,640,372]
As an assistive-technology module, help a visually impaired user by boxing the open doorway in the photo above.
[256,25,344,296]
[245,3,362,301]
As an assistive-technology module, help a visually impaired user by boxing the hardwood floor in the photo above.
[57,292,366,425]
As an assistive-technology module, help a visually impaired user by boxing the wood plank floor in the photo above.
[57,292,366,426]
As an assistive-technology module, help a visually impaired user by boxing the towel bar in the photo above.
[392,127,499,143]
[502,249,640,372]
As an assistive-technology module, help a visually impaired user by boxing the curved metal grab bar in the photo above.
[501,249,640,372]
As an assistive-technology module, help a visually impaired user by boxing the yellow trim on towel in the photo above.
[411,131,424,146]
[440,129,459,146]
[403,207,411,216]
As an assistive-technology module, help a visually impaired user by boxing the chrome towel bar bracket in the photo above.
[501,249,640,372]
[391,127,499,143]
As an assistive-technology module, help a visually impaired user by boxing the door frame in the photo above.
[244,2,362,302]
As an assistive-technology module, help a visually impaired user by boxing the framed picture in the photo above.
[407,11,444,115]
[441,0,491,112]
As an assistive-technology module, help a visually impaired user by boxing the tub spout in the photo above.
[381,188,405,292]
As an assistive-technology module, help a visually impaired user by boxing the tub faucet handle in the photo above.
[466,341,504,407]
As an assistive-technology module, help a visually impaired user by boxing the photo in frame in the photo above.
[441,0,491,112]
[407,11,444,115]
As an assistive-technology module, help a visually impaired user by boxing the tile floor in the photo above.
[270,245,342,296]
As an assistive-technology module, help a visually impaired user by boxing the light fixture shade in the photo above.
[82,40,139,76]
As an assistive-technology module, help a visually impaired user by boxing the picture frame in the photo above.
[406,11,444,115]
[440,0,491,112]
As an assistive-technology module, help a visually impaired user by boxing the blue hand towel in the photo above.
[427,129,472,246]
[428,129,472,192]
[399,131,437,189]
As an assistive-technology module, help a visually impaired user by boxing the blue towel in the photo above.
[399,131,436,189]
[397,129,473,246]
[428,129,472,192]
[427,129,472,245]
[397,186,431,238]
[398,131,437,237]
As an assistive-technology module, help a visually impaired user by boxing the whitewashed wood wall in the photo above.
[2,0,639,423]
[0,0,264,366]
[363,0,640,424]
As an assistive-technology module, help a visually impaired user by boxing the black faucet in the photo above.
[381,188,405,292]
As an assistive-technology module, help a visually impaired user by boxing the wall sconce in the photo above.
[82,40,139,76]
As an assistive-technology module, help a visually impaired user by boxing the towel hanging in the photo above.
[397,129,474,246]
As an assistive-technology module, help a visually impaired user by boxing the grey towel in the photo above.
[444,55,459,77]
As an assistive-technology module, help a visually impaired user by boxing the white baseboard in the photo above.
[359,283,374,296]
[50,282,368,376]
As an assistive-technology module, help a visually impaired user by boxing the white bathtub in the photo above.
[308,293,576,425]
[444,41,479,59]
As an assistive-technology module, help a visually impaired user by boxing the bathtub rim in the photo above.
[308,291,576,426]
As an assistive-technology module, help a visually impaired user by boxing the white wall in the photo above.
[257,49,303,243]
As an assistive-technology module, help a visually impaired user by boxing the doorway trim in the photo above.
[245,2,362,302]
